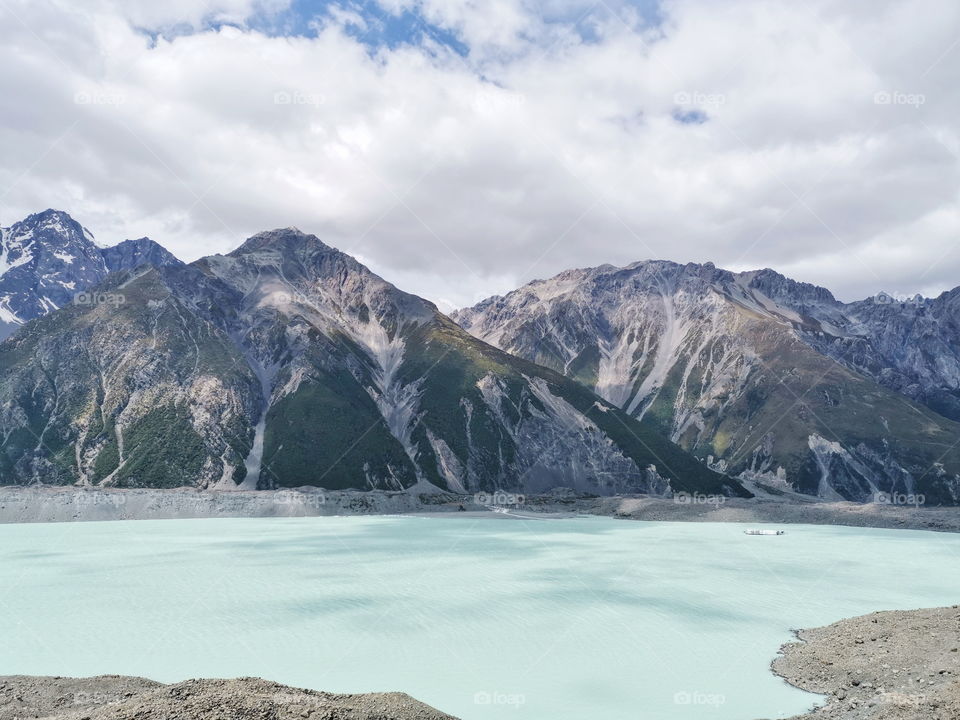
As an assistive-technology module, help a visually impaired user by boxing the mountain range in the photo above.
[454,261,960,503]
[1,209,957,504]
[0,212,736,497]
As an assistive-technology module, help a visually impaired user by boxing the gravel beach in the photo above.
[771,606,960,719]
[0,676,457,720]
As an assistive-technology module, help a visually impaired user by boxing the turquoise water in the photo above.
[1,516,958,720]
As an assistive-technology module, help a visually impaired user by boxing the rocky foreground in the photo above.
[0,676,457,720]
[773,606,960,719]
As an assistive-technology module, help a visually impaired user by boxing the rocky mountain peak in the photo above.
[101,237,184,273]
[230,227,332,258]
[739,267,837,308]
[17,208,92,241]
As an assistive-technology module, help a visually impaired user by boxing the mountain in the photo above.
[453,261,960,504]
[0,210,182,339]
[698,267,960,422]
[794,288,960,423]
[0,229,745,497]
[0,210,108,338]
[101,237,184,274]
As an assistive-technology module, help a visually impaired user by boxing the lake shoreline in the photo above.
[1,485,958,532]
[771,605,960,719]
[4,606,957,720]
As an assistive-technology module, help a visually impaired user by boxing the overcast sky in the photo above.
[1,0,958,309]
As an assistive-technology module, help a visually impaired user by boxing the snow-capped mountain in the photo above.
[0,229,744,497]
[453,261,960,503]
[0,210,182,339]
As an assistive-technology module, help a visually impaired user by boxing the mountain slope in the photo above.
[0,210,181,339]
[0,230,744,497]
[453,261,960,503]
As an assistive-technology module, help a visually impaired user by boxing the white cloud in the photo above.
[0,0,958,306]
[94,0,291,32]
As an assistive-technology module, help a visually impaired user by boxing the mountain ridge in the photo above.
[453,259,960,503]
[5,210,956,504]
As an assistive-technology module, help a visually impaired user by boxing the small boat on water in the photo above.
[744,529,785,536]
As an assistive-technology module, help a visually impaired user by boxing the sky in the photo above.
[0,0,958,310]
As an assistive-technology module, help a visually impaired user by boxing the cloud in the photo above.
[0,0,958,307]
[98,0,291,32]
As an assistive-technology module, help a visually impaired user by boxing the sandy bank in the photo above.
[0,676,457,720]
[771,605,960,719]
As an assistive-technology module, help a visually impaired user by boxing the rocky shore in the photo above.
[0,676,457,720]
[1,485,959,533]
[772,606,960,719]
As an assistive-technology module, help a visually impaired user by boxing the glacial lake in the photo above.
[1,516,958,720]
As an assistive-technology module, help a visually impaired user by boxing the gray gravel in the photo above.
[2,486,959,533]
[0,676,457,720]
[771,605,960,719]
[587,495,960,533]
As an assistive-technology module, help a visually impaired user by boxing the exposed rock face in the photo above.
[0,676,458,720]
[454,261,960,503]
[802,289,960,422]
[100,237,184,274]
[772,605,960,720]
[0,210,181,339]
[0,229,743,497]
